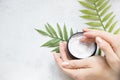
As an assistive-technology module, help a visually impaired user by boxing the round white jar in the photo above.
[67,32,97,59]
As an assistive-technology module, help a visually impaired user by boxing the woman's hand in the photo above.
[53,29,120,80]
[82,29,120,73]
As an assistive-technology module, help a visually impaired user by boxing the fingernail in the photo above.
[62,62,69,66]
[96,37,103,43]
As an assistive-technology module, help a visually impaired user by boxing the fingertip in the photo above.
[53,52,57,60]
[83,32,95,39]
[83,32,89,36]
[53,53,59,60]
[61,41,67,47]
[59,41,63,45]
[80,37,86,42]
[60,41,67,47]
[60,41,67,51]
[83,28,92,32]
[63,41,67,45]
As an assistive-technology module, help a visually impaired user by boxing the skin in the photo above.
[53,29,120,80]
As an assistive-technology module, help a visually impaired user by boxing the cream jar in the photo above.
[67,32,97,59]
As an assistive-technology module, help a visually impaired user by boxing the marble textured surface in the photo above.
[0,0,120,80]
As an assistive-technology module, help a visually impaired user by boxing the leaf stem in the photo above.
[48,35,65,41]
[94,3,106,31]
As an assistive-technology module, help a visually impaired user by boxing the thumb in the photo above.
[61,59,89,69]
[96,37,120,72]
[95,37,117,59]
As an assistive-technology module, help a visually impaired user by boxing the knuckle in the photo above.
[71,62,77,68]
[70,60,79,68]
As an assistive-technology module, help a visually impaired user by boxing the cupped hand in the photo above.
[53,29,120,80]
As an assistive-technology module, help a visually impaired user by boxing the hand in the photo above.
[53,29,120,80]
[82,29,120,73]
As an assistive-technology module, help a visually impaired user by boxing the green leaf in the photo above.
[35,29,48,36]
[78,0,95,10]
[98,48,101,55]
[105,15,115,29]
[87,0,98,3]
[81,15,99,20]
[102,12,113,22]
[42,38,61,47]
[35,23,74,53]
[98,0,110,12]
[35,0,118,55]
[70,28,74,36]
[80,10,97,15]
[114,28,120,34]
[45,25,54,37]
[88,27,103,30]
[47,23,58,38]
[52,47,59,53]
[108,21,117,32]
[57,23,63,40]
[96,0,105,7]
[63,24,68,41]
[79,0,118,57]
[100,5,111,16]
[86,22,102,27]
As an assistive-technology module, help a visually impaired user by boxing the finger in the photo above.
[54,52,95,80]
[96,37,120,69]
[82,28,91,32]
[53,53,80,78]
[61,59,90,69]
[115,34,120,58]
[83,30,119,53]
[63,42,72,60]
[60,42,70,61]
[53,53,76,76]
[61,68,90,80]
[62,42,72,60]
[96,37,116,58]
[53,53,63,68]
[61,61,92,80]
[80,37,95,43]
[66,68,92,80]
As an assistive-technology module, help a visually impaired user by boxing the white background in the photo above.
[0,0,120,80]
